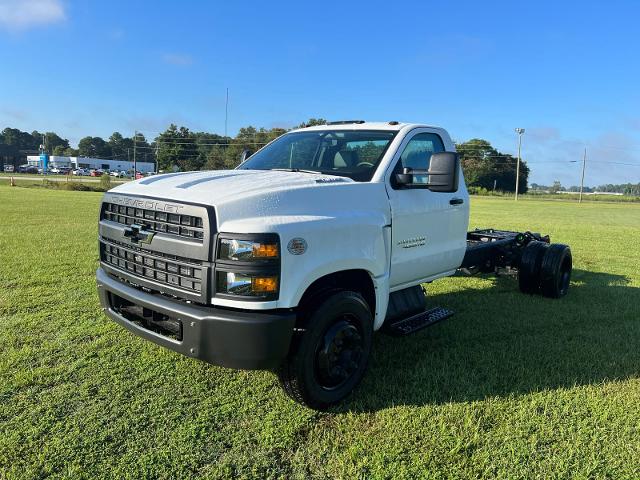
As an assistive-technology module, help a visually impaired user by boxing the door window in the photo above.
[394,133,445,185]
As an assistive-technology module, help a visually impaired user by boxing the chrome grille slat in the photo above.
[101,239,203,293]
[103,202,204,242]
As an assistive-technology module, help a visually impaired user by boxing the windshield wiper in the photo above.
[269,168,325,175]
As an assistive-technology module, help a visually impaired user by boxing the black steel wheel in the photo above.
[277,291,373,410]
[518,240,549,294]
[540,243,572,298]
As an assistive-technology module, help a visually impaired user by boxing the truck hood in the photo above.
[111,169,354,205]
[109,169,390,232]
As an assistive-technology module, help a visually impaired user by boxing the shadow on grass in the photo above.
[344,270,640,412]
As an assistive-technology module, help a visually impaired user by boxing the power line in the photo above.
[134,142,269,148]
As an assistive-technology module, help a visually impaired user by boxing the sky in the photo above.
[0,0,639,186]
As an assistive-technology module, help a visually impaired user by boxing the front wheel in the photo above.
[277,291,373,410]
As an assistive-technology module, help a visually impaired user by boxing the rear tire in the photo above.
[277,291,373,410]
[518,241,549,294]
[539,243,572,298]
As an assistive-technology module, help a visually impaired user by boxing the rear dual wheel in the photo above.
[540,243,572,298]
[518,241,572,298]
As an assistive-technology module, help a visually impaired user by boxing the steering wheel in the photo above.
[356,162,375,168]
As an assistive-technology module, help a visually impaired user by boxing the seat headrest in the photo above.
[333,150,358,167]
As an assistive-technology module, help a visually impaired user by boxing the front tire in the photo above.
[277,291,373,410]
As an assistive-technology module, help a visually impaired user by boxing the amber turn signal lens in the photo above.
[251,276,278,293]
[252,243,279,258]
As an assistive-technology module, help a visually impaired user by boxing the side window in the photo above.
[395,132,444,185]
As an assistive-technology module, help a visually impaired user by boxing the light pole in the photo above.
[579,147,586,203]
[514,128,525,200]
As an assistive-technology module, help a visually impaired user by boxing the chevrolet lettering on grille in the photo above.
[123,224,155,244]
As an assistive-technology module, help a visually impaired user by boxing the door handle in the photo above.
[450,198,464,205]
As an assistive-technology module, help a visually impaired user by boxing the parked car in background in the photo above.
[110,170,128,178]
[18,165,39,174]
[73,168,90,176]
[90,169,104,177]
[135,171,144,179]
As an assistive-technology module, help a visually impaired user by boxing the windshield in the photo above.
[237,130,397,181]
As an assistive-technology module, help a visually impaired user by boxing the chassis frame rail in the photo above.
[460,228,550,273]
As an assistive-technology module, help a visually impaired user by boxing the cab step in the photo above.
[384,307,454,336]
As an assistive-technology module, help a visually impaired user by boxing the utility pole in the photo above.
[224,88,229,138]
[514,128,525,200]
[133,131,137,178]
[155,143,159,174]
[579,147,587,203]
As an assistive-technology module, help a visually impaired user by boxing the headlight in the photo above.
[216,272,279,298]
[215,234,280,300]
[218,237,279,261]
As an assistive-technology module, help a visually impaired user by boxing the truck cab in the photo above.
[97,121,570,409]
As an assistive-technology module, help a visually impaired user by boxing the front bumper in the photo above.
[96,267,296,370]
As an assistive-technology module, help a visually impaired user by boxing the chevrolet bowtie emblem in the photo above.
[123,224,155,244]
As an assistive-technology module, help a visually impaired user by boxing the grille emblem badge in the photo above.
[123,224,155,244]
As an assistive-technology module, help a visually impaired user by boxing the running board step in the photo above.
[385,307,454,336]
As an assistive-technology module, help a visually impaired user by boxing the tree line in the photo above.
[1,121,531,193]
[531,181,640,195]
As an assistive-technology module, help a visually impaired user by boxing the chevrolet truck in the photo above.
[96,121,572,409]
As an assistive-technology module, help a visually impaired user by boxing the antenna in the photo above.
[225,88,229,138]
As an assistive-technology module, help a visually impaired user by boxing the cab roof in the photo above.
[290,121,443,133]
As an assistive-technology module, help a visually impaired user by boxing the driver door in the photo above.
[386,130,469,289]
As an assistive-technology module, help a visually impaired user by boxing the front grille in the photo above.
[101,239,204,294]
[102,202,204,242]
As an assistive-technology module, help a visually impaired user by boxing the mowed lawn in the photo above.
[1,184,639,479]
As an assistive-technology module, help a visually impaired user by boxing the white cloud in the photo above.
[162,53,193,66]
[0,0,66,32]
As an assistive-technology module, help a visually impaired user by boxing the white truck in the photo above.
[97,121,572,409]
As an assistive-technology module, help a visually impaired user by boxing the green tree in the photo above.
[225,126,286,167]
[1,128,39,151]
[296,118,327,128]
[108,132,134,160]
[52,145,66,156]
[550,180,562,193]
[78,136,111,158]
[154,125,201,172]
[456,138,529,193]
[43,132,70,152]
[204,145,230,170]
[63,147,80,157]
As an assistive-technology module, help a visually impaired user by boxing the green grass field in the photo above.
[1,184,639,479]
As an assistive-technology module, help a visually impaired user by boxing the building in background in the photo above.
[26,156,155,173]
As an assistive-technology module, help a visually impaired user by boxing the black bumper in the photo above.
[96,267,296,370]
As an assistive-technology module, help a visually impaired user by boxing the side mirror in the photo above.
[394,152,459,192]
[426,152,459,192]
[240,149,253,163]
